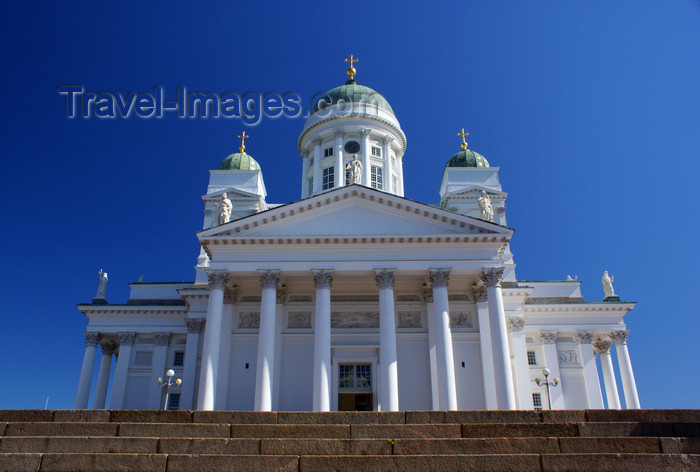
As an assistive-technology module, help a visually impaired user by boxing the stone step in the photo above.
[2,409,699,425]
[3,435,699,455]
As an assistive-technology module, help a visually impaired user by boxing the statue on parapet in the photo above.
[93,269,108,304]
[602,270,619,301]
[346,154,363,185]
[218,192,232,225]
[478,191,494,222]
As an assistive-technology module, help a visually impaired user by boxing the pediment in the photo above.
[202,188,261,202]
[199,185,512,240]
[444,185,507,199]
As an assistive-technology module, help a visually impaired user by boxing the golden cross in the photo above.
[458,128,469,150]
[238,131,249,152]
[345,54,358,80]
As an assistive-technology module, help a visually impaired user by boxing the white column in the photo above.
[508,318,533,410]
[148,333,171,409]
[611,330,640,409]
[361,128,371,186]
[335,129,345,188]
[475,287,497,410]
[312,137,322,195]
[426,299,440,410]
[430,269,458,410]
[594,339,621,409]
[181,318,204,409]
[75,332,100,409]
[216,304,233,409]
[540,331,564,409]
[312,270,333,411]
[109,332,136,409]
[93,342,115,409]
[255,271,279,411]
[382,136,393,193]
[301,152,310,198]
[376,270,399,411]
[577,331,604,409]
[482,268,516,410]
[197,270,228,410]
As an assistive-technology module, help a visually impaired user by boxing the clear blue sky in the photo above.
[1,1,698,410]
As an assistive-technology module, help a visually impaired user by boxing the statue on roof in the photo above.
[218,192,232,225]
[602,271,615,298]
[346,154,362,184]
[95,269,108,300]
[478,191,494,222]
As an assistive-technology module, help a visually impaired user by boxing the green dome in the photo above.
[218,152,261,171]
[312,80,395,116]
[446,150,490,168]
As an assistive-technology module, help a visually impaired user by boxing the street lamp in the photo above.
[534,368,559,410]
[157,369,182,411]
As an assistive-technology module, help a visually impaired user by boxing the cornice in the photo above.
[298,113,407,154]
[78,305,188,316]
[523,302,635,314]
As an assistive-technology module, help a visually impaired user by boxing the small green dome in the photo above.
[446,150,490,168]
[312,80,395,116]
[218,152,261,171]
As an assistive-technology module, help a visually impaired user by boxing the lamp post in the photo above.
[534,368,559,410]
[157,369,182,411]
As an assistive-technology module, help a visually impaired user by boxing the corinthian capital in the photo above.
[360,128,371,138]
[429,269,450,288]
[119,332,136,346]
[154,332,171,346]
[480,267,505,288]
[185,318,205,333]
[593,339,612,354]
[381,135,394,145]
[577,331,594,344]
[540,331,558,344]
[259,270,280,289]
[375,270,396,289]
[471,281,487,302]
[100,342,117,356]
[312,270,333,289]
[610,330,629,344]
[84,332,101,347]
[508,317,526,332]
[207,270,229,289]
[335,129,345,138]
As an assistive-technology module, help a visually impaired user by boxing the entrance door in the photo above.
[337,364,373,411]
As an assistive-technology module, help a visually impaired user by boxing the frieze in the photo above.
[397,311,422,328]
[331,295,379,302]
[331,311,379,328]
[238,312,260,329]
[288,311,312,329]
[288,295,313,302]
[396,295,421,302]
[239,296,262,303]
[449,312,473,328]
[558,350,579,365]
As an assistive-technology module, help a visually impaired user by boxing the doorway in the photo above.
[337,363,373,411]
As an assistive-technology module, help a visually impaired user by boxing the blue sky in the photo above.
[1,1,698,409]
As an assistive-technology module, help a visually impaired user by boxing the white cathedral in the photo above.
[75,59,640,413]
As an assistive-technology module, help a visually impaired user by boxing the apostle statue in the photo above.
[218,192,232,225]
[602,271,615,297]
[478,191,494,222]
[346,154,363,185]
[96,269,108,299]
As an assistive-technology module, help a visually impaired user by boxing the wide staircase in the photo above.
[0,409,697,471]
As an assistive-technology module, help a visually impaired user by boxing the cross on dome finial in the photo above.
[458,128,469,150]
[237,131,249,153]
[345,54,358,81]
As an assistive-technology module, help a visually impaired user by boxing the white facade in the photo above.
[76,72,639,412]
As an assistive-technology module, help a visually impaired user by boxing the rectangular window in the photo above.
[371,146,381,157]
[168,393,181,410]
[308,177,313,195]
[371,166,382,189]
[322,167,335,190]
[173,351,184,367]
[133,351,153,367]
[324,147,333,157]
[532,393,542,410]
[527,351,537,366]
[339,364,372,390]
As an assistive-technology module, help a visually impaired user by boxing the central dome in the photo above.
[446,150,490,168]
[312,80,395,116]
[218,152,261,171]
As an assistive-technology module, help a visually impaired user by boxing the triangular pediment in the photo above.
[444,185,507,199]
[199,185,512,240]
